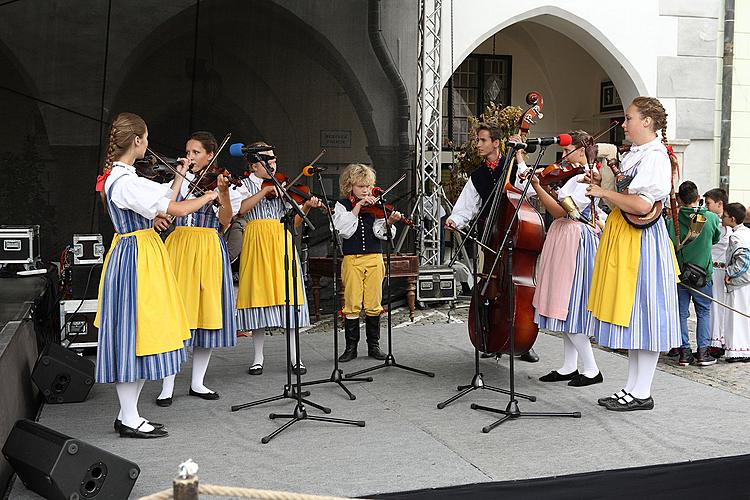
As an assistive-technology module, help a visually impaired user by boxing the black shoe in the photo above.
[725,357,745,363]
[678,347,694,366]
[519,348,539,363]
[291,362,307,376]
[155,397,172,407]
[568,371,603,387]
[247,363,263,375]
[695,347,717,366]
[480,352,501,359]
[119,420,169,438]
[598,389,627,406]
[604,394,654,412]
[365,315,386,360]
[340,318,360,362]
[189,388,220,400]
[667,347,680,357]
[708,346,724,359]
[539,370,579,382]
[114,419,164,432]
[338,345,358,362]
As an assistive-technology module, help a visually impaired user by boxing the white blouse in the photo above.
[105,162,172,220]
[619,136,672,205]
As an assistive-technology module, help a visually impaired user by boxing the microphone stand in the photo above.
[231,158,365,442]
[345,186,435,380]
[469,145,581,432]
[300,170,373,399]
[438,146,535,409]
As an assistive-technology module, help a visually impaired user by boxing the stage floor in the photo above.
[9,322,750,499]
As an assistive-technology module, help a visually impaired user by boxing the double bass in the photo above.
[468,92,546,356]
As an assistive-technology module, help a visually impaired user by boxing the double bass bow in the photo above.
[468,91,546,356]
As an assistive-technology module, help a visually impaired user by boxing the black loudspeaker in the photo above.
[2,419,139,500]
[71,264,102,299]
[32,342,95,403]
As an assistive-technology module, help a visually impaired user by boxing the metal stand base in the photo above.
[471,399,581,433]
[301,368,372,401]
[345,353,435,378]
[264,403,366,444]
[230,385,327,413]
[437,359,536,409]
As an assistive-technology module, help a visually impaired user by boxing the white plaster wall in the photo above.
[729,1,750,205]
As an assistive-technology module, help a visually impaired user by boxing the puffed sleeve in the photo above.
[110,175,172,220]
[333,201,359,239]
[626,150,672,205]
[227,184,251,216]
[373,218,396,240]
[449,178,481,229]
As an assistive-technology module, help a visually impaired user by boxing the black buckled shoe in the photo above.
[519,348,539,363]
[114,419,164,432]
[189,388,220,400]
[119,420,169,439]
[155,397,172,407]
[568,371,603,387]
[598,389,627,406]
[539,370,579,382]
[248,363,263,375]
[291,362,307,376]
[603,393,654,411]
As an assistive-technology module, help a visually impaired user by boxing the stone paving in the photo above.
[299,296,750,400]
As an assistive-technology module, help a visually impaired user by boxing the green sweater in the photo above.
[666,206,721,279]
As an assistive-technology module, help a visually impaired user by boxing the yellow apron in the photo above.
[95,228,191,356]
[165,226,223,330]
[237,219,305,309]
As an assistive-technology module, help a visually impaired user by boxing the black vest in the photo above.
[470,159,505,222]
[338,198,383,255]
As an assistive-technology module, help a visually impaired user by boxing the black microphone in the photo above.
[523,134,573,147]
[506,141,538,153]
[302,165,328,176]
[229,143,274,157]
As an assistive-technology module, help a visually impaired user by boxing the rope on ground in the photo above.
[139,484,369,500]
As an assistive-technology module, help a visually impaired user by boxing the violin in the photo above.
[537,160,585,188]
[191,164,243,191]
[133,154,187,183]
[358,199,414,226]
[262,173,330,212]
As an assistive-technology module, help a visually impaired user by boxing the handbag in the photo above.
[679,262,707,289]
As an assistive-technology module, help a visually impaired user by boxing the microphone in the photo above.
[302,165,328,176]
[507,134,572,150]
[229,143,274,157]
[506,142,538,153]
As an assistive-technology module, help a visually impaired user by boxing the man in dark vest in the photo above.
[445,122,539,362]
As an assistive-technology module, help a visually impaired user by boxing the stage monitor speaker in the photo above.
[32,342,95,404]
[2,419,139,500]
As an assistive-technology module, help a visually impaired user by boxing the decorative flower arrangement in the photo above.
[445,102,522,202]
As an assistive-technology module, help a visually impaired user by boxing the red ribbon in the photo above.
[486,158,499,171]
[95,170,111,192]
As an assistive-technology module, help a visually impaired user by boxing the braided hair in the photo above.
[631,96,679,175]
[103,112,147,172]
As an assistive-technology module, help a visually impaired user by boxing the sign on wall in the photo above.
[320,130,352,148]
[600,80,622,113]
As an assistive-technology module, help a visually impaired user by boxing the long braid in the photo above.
[104,125,118,172]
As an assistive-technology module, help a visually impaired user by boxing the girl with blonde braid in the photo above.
[94,113,218,438]
[585,97,681,411]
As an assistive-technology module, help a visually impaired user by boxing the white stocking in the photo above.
[630,349,659,399]
[116,381,153,432]
[158,374,175,400]
[624,349,639,393]
[252,329,265,366]
[558,333,579,375]
[568,333,599,377]
[289,330,300,366]
[191,347,213,393]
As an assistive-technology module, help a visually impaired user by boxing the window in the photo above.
[442,54,512,149]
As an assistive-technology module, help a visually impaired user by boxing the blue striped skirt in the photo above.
[186,235,238,349]
[535,223,598,335]
[591,219,681,351]
[96,235,185,383]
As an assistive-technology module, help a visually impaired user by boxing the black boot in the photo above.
[365,315,387,360]
[338,318,360,362]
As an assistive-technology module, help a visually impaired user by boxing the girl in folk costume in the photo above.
[334,164,402,362]
[721,202,750,362]
[585,97,681,411]
[94,113,218,438]
[236,144,323,375]
[528,131,605,387]
[704,188,731,353]
[154,132,246,406]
